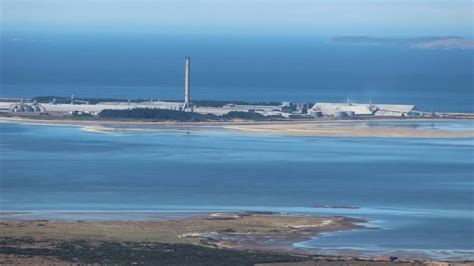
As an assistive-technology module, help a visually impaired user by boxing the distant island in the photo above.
[331,36,474,50]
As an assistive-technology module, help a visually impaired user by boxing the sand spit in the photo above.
[81,125,169,133]
[224,123,474,138]
[0,116,473,138]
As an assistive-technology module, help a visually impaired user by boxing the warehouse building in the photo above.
[309,102,417,117]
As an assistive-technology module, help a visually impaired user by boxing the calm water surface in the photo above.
[0,122,473,259]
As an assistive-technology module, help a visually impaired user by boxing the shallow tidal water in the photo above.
[0,121,473,260]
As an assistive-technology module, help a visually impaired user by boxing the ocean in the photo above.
[1,32,473,112]
[0,122,473,260]
[1,32,473,260]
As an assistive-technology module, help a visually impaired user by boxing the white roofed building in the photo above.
[310,102,416,117]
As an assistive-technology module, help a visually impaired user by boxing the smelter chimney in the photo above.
[183,57,191,110]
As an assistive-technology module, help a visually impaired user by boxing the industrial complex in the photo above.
[0,57,430,119]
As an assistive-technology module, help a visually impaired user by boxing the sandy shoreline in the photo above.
[0,115,473,138]
[224,123,474,138]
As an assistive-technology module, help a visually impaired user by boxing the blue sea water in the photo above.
[0,122,473,260]
[1,32,473,112]
[1,31,473,259]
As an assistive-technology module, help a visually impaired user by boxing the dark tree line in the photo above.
[98,108,269,121]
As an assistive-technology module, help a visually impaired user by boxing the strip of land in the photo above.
[0,115,472,138]
[0,212,363,249]
[0,212,362,265]
[223,122,474,138]
[1,212,463,265]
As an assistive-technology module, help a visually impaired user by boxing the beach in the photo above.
[223,122,474,138]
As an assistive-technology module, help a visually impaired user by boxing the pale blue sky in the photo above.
[1,0,473,37]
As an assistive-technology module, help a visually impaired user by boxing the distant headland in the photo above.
[331,36,474,50]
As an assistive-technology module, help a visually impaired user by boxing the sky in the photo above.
[1,0,473,37]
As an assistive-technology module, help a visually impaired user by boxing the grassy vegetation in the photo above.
[0,238,309,265]
[0,214,371,265]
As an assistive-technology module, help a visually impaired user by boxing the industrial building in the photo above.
[281,102,308,114]
[0,57,425,119]
[308,102,418,117]
[9,101,46,113]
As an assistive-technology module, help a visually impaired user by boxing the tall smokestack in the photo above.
[183,57,190,110]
